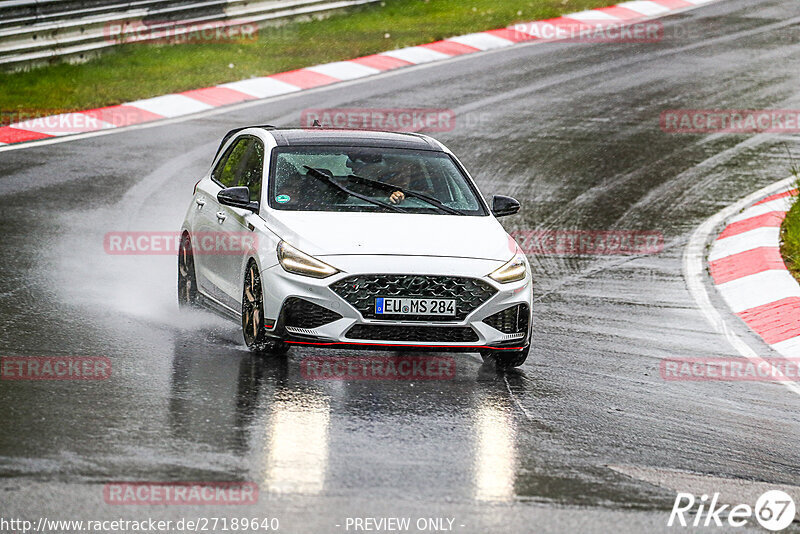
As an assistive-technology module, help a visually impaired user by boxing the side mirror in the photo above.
[491,195,521,217]
[218,186,259,213]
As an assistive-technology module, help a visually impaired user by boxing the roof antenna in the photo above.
[312,119,321,128]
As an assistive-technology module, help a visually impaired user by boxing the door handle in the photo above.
[216,211,227,222]
[195,197,206,207]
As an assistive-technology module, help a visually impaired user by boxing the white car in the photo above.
[178,127,533,367]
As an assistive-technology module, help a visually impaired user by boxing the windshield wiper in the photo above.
[344,173,466,216]
[302,166,407,213]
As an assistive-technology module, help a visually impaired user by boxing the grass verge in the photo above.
[0,0,617,114]
[779,152,800,281]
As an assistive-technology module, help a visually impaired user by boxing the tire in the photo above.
[177,233,198,308]
[242,261,289,355]
[265,341,290,356]
[481,345,530,369]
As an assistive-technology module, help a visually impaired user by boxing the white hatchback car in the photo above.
[179,127,533,367]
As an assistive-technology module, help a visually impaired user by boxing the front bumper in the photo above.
[260,255,533,351]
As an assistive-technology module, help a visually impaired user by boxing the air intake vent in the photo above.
[282,298,342,329]
[482,304,529,334]
[345,324,479,343]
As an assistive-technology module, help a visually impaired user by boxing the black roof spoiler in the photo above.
[213,124,275,160]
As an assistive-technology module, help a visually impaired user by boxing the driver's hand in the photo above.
[389,191,405,204]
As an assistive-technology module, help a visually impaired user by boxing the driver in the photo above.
[345,152,384,178]
[345,153,411,205]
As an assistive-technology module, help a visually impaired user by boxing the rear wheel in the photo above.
[481,345,530,369]
[242,261,289,354]
[177,233,198,308]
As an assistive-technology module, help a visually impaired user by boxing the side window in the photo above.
[213,137,247,187]
[241,139,264,202]
[211,137,265,202]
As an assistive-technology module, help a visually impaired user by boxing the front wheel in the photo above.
[242,262,289,355]
[481,345,529,369]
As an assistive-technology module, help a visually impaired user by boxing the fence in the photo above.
[0,0,379,70]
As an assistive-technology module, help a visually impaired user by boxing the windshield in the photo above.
[268,146,486,215]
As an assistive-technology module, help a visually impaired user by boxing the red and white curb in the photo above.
[0,0,719,147]
[709,187,800,357]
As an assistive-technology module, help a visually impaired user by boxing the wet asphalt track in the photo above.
[2,0,800,531]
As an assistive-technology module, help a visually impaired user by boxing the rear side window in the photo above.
[212,136,265,202]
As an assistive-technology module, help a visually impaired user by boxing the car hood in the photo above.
[266,211,516,261]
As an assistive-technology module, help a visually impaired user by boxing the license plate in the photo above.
[375,297,455,316]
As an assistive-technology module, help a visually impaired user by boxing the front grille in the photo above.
[282,297,342,329]
[345,324,479,343]
[483,304,530,334]
[330,274,497,321]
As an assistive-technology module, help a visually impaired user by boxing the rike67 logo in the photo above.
[668,490,796,531]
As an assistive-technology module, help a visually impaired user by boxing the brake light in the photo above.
[193,179,201,194]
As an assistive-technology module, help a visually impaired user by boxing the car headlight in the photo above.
[277,241,339,278]
[488,255,527,283]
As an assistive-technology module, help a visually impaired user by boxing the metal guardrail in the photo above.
[0,0,379,70]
